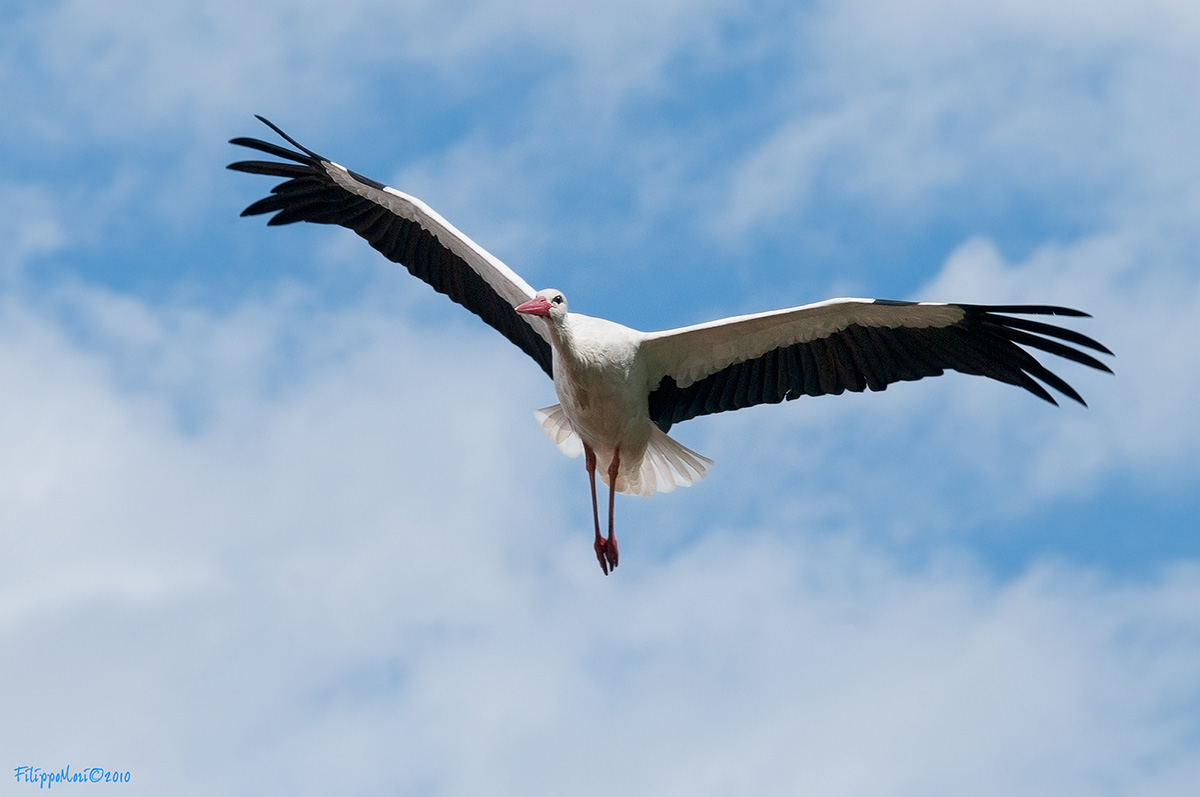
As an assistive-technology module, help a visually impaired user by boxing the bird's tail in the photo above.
[534,404,584,458]
[533,404,712,496]
[623,425,712,496]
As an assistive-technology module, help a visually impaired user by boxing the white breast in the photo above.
[551,314,651,449]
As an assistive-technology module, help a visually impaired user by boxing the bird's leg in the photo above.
[603,447,620,572]
[584,443,609,575]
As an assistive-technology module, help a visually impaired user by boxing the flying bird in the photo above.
[229,117,1113,575]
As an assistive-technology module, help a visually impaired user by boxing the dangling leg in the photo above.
[584,443,609,575]
[604,447,620,571]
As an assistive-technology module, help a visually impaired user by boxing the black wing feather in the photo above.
[648,303,1112,432]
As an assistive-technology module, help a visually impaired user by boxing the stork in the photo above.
[229,117,1112,575]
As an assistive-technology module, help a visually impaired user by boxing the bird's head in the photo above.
[515,289,568,321]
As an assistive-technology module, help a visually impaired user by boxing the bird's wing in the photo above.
[639,298,1113,432]
[228,116,553,377]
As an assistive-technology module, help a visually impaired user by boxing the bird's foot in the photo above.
[594,536,619,576]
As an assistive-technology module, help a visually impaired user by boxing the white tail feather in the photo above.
[621,426,712,496]
[534,404,712,496]
[534,404,583,458]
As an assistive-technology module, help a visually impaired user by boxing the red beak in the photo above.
[515,296,552,316]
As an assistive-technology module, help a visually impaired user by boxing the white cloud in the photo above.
[0,183,66,279]
[718,0,1200,237]
[1,246,1197,794]
[2,0,729,146]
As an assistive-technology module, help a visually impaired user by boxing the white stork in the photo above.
[229,117,1112,575]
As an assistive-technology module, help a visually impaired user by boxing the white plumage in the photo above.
[522,295,713,498]
[230,117,1112,575]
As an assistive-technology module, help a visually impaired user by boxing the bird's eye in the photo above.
[552,295,563,304]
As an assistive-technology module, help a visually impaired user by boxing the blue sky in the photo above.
[3,1,1200,794]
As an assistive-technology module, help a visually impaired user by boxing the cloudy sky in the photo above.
[3,1,1200,794]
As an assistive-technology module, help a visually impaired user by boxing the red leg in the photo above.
[604,447,620,571]
[584,444,609,575]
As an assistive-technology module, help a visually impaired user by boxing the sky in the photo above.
[2,1,1200,794]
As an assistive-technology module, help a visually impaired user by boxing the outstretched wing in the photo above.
[640,298,1112,432]
[228,116,553,377]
